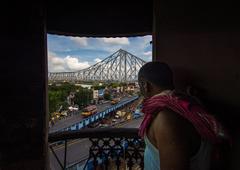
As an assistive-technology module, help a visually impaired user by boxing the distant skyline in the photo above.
[47,34,152,72]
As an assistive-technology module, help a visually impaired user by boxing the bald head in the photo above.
[138,62,174,93]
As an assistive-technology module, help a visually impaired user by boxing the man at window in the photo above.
[138,62,229,170]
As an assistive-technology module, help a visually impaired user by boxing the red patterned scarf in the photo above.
[139,91,229,144]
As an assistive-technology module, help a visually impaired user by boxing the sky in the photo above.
[47,34,152,72]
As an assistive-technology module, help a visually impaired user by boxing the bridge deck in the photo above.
[49,96,138,133]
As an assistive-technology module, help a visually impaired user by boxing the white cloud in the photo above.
[135,35,152,52]
[70,37,88,46]
[48,52,90,72]
[99,37,130,45]
[94,58,102,63]
[49,54,64,66]
[142,51,152,61]
[48,52,65,72]
[141,35,152,46]
[143,51,152,56]
[64,56,90,71]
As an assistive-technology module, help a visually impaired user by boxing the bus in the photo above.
[111,97,120,105]
[81,105,97,117]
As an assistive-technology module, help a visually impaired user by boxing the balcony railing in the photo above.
[49,128,144,170]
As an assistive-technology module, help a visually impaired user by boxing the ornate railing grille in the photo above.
[49,128,145,170]
[85,137,144,169]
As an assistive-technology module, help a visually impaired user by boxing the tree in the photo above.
[74,88,93,107]
[119,82,127,87]
[110,82,120,88]
[104,92,111,100]
[48,83,76,117]
[92,84,106,90]
[48,83,94,117]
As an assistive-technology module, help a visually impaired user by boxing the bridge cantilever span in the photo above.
[48,49,146,82]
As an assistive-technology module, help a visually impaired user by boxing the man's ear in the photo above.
[145,81,151,96]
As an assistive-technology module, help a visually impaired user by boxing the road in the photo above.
[49,97,132,133]
[49,117,143,170]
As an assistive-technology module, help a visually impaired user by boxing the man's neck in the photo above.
[152,89,172,97]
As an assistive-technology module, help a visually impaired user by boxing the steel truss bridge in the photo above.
[48,49,146,82]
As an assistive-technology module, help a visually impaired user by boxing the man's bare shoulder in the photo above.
[151,108,200,156]
[152,109,187,133]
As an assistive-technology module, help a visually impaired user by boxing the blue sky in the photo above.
[47,34,152,72]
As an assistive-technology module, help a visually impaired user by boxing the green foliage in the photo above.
[119,82,127,86]
[48,90,66,113]
[109,82,120,88]
[104,92,111,100]
[74,88,93,108]
[92,85,106,90]
[128,91,134,95]
[48,83,93,117]
[49,82,76,94]
[136,91,142,96]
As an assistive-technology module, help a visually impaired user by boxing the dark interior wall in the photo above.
[155,0,240,128]
[155,1,240,169]
[157,33,240,168]
[157,31,240,170]
[0,2,48,170]
[158,31,240,115]
[46,0,153,37]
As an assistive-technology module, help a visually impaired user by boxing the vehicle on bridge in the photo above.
[133,108,143,119]
[111,97,120,105]
[68,105,79,112]
[81,105,97,117]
